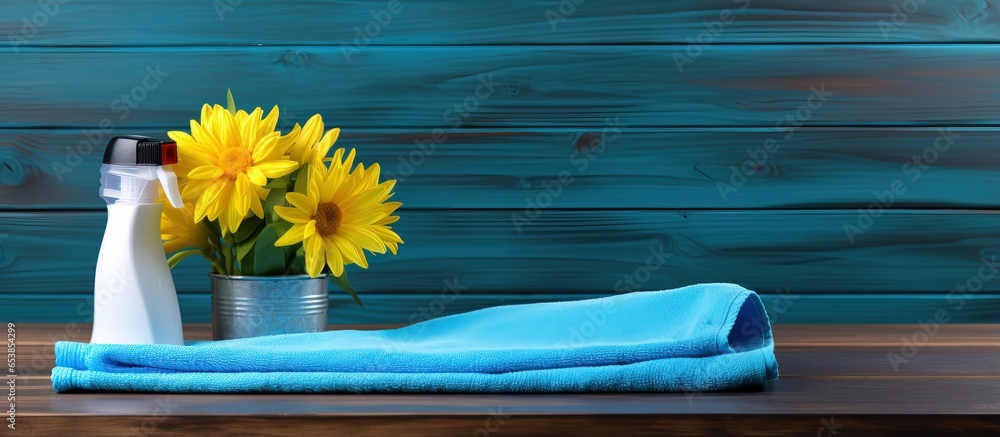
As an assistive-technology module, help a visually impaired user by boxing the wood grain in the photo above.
[25,324,1000,348]
[11,324,1000,435]
[3,127,997,210]
[3,46,1000,129]
[4,0,999,45]
[13,324,1000,377]
[17,378,1000,414]
[3,293,1000,325]
[12,381,1000,435]
[13,414,1000,437]
[2,210,999,294]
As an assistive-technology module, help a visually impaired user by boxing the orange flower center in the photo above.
[220,147,253,179]
[313,202,342,236]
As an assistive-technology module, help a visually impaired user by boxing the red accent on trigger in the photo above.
[161,141,178,165]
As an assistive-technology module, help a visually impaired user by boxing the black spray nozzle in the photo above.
[103,136,178,166]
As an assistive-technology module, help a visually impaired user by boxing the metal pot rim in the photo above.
[209,273,329,281]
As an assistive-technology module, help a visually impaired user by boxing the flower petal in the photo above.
[190,119,224,155]
[246,166,267,186]
[251,131,282,163]
[305,236,325,277]
[277,123,301,158]
[314,127,340,162]
[274,206,312,224]
[275,223,308,247]
[248,193,264,218]
[299,115,324,148]
[258,105,280,139]
[195,178,228,221]
[254,160,299,178]
[186,165,224,180]
[371,227,403,254]
[325,245,345,277]
[334,235,368,268]
[241,107,262,146]
[235,173,252,218]
[200,104,214,125]
[340,226,386,254]
[285,192,316,215]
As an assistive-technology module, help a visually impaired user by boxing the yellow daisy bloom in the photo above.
[351,160,403,256]
[161,202,210,254]
[168,104,299,234]
[273,149,403,278]
[286,114,341,166]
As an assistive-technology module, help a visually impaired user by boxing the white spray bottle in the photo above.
[90,136,185,345]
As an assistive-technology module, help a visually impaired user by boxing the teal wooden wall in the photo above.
[1,1,998,323]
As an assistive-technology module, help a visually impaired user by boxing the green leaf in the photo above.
[204,220,224,249]
[253,224,286,275]
[264,187,288,224]
[234,217,265,243]
[271,220,298,274]
[265,174,292,189]
[329,271,363,307]
[285,250,304,275]
[235,238,256,264]
[167,249,202,269]
[293,164,311,194]
[221,234,234,275]
[226,89,237,114]
[272,219,292,238]
[240,250,255,276]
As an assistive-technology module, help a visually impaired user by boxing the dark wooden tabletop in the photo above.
[10,324,1000,436]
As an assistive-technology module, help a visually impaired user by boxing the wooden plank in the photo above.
[12,324,1000,377]
[773,324,1000,347]
[13,413,1000,437]
[3,127,998,210]
[14,379,1000,421]
[775,350,1000,378]
[16,324,1000,348]
[16,324,1000,347]
[2,210,999,294]
[4,46,1000,129]
[16,379,1000,415]
[4,0,999,45]
[3,293,1000,326]
[11,324,1000,434]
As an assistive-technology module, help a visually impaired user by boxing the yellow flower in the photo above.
[286,114,341,166]
[161,202,210,254]
[352,160,403,255]
[273,148,403,278]
[168,104,299,234]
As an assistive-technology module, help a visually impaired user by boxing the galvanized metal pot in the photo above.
[210,274,328,340]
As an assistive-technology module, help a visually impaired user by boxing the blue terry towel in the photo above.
[52,283,778,393]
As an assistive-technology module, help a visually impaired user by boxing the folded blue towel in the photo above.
[52,283,778,393]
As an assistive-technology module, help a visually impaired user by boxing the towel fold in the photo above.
[52,283,778,393]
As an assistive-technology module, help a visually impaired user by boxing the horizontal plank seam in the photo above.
[9,127,1000,132]
[7,124,1000,130]
[11,42,1000,49]
[3,208,1000,214]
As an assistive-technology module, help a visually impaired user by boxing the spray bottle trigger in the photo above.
[157,166,184,208]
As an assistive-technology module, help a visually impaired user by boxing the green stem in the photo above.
[231,235,239,275]
[201,222,227,275]
[223,233,238,275]
[217,231,233,276]
[222,244,232,275]
[200,248,226,276]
